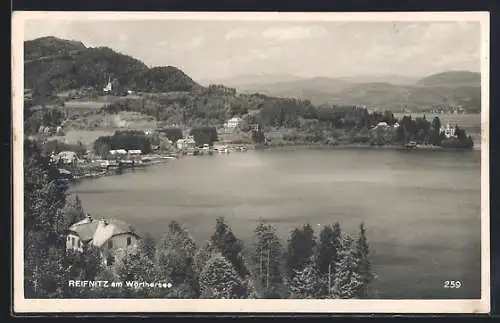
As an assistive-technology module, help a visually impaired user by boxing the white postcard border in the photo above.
[12,11,491,314]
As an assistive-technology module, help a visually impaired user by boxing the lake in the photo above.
[70,147,482,299]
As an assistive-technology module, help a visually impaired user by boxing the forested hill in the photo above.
[229,71,481,113]
[416,71,481,88]
[24,37,203,96]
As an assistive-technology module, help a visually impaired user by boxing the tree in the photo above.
[155,221,198,297]
[332,234,364,299]
[210,217,248,278]
[24,139,72,298]
[431,117,442,146]
[252,220,284,294]
[288,260,322,299]
[193,242,217,276]
[199,253,247,299]
[112,245,163,298]
[138,233,156,261]
[355,223,374,298]
[285,224,316,280]
[60,195,86,230]
[316,223,342,296]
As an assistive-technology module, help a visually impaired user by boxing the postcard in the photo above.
[12,11,490,314]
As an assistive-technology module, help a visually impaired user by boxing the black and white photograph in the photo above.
[12,11,490,313]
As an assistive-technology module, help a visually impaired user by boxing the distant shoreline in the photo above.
[254,142,478,152]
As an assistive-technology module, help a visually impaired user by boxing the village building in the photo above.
[176,136,196,150]
[51,151,79,165]
[226,116,243,129]
[109,149,128,156]
[373,121,390,129]
[440,123,456,139]
[66,215,140,266]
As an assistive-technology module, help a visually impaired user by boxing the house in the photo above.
[440,123,456,139]
[226,117,242,129]
[176,136,196,150]
[373,121,389,129]
[393,122,400,128]
[53,151,79,165]
[109,149,128,156]
[128,149,142,155]
[66,215,140,266]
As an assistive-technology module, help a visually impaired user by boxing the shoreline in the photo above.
[255,142,478,152]
[69,142,477,183]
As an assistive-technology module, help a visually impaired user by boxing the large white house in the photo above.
[440,123,456,139]
[66,215,140,266]
[226,116,242,129]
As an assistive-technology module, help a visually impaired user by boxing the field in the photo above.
[50,130,115,149]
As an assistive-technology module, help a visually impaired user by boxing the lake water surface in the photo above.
[71,148,482,299]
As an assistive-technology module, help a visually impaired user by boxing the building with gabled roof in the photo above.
[66,215,140,266]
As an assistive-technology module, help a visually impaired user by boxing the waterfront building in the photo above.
[440,123,456,139]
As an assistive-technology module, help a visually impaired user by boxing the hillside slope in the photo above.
[24,37,202,96]
[234,72,481,112]
[416,71,481,87]
[24,36,86,61]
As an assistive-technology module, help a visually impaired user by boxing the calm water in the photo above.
[71,148,482,299]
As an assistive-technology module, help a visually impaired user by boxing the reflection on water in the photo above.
[71,148,482,299]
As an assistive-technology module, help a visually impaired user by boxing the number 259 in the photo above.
[443,280,462,288]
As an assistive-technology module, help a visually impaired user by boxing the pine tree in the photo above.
[252,220,284,293]
[113,246,161,298]
[199,253,247,299]
[316,223,342,296]
[193,242,216,276]
[155,221,198,297]
[332,234,363,299]
[355,223,374,298]
[210,217,248,278]
[60,194,86,230]
[285,223,317,280]
[288,260,322,299]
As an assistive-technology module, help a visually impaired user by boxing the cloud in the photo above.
[168,37,204,51]
[118,34,128,42]
[262,25,328,40]
[251,46,282,60]
[225,28,252,40]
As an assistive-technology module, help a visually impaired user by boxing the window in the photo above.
[108,240,113,249]
[127,237,132,246]
[107,254,114,266]
[71,237,75,247]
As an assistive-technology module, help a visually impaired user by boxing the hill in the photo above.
[24,36,86,61]
[233,72,481,112]
[416,71,481,87]
[24,37,202,98]
[338,74,419,85]
[199,73,305,87]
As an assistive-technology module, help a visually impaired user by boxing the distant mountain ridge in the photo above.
[227,71,481,112]
[24,36,480,113]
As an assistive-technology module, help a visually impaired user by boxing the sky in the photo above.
[23,19,481,82]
